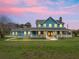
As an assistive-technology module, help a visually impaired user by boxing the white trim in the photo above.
[38,24,41,27]
[43,24,46,27]
[49,24,52,28]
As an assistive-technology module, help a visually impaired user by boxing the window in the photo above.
[43,24,46,27]
[16,32,18,35]
[54,24,58,28]
[12,32,14,35]
[49,24,52,28]
[38,24,41,27]
[47,31,53,37]
[60,24,63,28]
[28,32,30,35]
[24,31,27,35]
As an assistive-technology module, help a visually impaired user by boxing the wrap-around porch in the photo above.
[30,30,72,39]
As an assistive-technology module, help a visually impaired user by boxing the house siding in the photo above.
[41,18,58,28]
[38,17,64,28]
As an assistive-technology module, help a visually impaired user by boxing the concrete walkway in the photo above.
[5,37,16,41]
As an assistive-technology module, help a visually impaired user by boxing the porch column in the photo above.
[38,31,40,35]
[54,31,57,35]
[12,32,15,36]
[60,31,63,37]
[71,31,73,37]
[15,32,18,37]
[44,31,46,37]
[36,31,38,37]
[55,31,58,39]
[28,31,31,37]
[44,31,46,35]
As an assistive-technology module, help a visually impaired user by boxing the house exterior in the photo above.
[11,17,72,40]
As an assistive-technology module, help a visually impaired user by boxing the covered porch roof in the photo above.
[11,28,71,32]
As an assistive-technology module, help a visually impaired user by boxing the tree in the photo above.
[0,15,12,38]
[0,28,4,38]
[72,30,79,37]
[25,22,31,28]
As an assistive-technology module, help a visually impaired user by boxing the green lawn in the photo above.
[0,37,79,59]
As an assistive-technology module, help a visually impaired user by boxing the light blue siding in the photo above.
[41,18,57,28]
[17,31,24,37]
[41,18,64,28]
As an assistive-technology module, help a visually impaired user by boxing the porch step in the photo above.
[50,37,58,40]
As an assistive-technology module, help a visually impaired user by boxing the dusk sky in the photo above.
[0,0,79,29]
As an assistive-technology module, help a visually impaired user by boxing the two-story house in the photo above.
[11,17,72,40]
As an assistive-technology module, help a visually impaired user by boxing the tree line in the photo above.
[0,15,32,39]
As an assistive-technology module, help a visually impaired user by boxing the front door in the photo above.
[47,31,53,37]
[47,31,58,40]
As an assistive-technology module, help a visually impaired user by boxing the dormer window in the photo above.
[38,24,41,27]
[43,24,46,27]
[60,24,63,28]
[49,24,52,28]
[54,24,58,28]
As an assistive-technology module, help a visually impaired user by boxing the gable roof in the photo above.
[41,17,58,25]
[36,20,45,25]
[36,17,64,25]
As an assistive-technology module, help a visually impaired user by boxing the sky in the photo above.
[0,0,79,29]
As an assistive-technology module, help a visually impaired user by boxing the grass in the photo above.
[0,37,11,41]
[0,37,79,59]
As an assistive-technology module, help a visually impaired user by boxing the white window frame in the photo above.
[28,32,30,35]
[16,32,18,35]
[49,24,52,28]
[24,31,27,35]
[38,24,41,27]
[54,24,58,28]
[12,32,14,35]
[43,24,46,27]
[60,24,63,28]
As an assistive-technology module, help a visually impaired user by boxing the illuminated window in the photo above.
[38,24,41,27]
[54,24,58,28]
[12,32,14,35]
[47,32,53,37]
[60,24,63,28]
[43,24,46,27]
[48,32,51,36]
[51,32,53,36]
[24,31,27,35]
[49,24,52,28]
[16,32,18,35]
[28,32,30,35]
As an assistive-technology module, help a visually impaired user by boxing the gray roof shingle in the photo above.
[36,17,64,25]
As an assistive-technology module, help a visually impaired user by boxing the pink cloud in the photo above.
[0,0,17,4]
[26,0,38,6]
[0,6,70,15]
